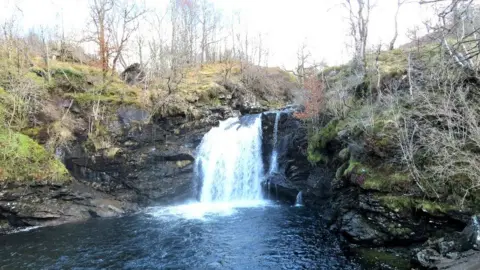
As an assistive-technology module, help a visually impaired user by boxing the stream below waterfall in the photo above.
[0,202,359,269]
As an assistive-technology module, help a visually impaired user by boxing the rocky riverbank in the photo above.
[263,109,480,269]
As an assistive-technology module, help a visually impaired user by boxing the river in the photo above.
[0,201,359,269]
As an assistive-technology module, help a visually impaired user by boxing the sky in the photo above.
[1,0,440,69]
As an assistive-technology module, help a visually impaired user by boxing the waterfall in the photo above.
[268,111,281,175]
[295,191,303,207]
[195,115,264,203]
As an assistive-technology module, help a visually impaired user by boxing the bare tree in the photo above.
[295,41,311,85]
[109,1,146,74]
[86,0,144,78]
[87,0,114,78]
[199,0,222,63]
[343,0,373,73]
[422,0,480,72]
[389,0,407,50]
[39,26,52,83]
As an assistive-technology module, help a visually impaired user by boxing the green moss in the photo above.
[260,100,284,109]
[386,223,413,236]
[378,195,458,215]
[307,149,328,164]
[415,200,457,215]
[21,126,43,138]
[52,67,85,81]
[378,195,414,212]
[343,160,362,176]
[25,71,48,87]
[307,119,339,163]
[343,161,411,191]
[0,128,70,182]
[66,92,140,107]
[356,248,410,270]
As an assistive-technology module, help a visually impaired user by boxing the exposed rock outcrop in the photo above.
[270,112,478,269]
[413,216,480,269]
[0,181,138,234]
[64,105,240,205]
[261,110,332,205]
[120,63,145,85]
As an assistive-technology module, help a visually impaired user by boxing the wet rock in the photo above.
[416,248,445,268]
[340,211,388,244]
[261,110,311,203]
[412,215,480,269]
[415,247,480,269]
[0,182,139,234]
[461,215,480,251]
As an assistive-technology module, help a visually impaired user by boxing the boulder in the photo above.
[120,63,145,85]
[413,215,480,269]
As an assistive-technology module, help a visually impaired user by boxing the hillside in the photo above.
[0,55,297,232]
[299,41,480,268]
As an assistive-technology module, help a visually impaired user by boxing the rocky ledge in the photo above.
[0,181,139,234]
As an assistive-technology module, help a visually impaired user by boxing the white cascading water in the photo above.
[268,111,281,175]
[295,191,303,207]
[195,115,265,203]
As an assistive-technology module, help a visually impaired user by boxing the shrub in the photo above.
[294,76,325,121]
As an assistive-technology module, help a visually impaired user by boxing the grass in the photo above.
[176,63,240,105]
[0,128,70,183]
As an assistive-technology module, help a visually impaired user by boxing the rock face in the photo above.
[0,181,139,234]
[413,215,480,269]
[261,110,328,205]
[268,114,479,269]
[65,105,240,205]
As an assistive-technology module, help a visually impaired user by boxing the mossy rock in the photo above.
[355,248,410,270]
[342,160,411,192]
[307,119,339,163]
[0,128,70,183]
[377,195,460,217]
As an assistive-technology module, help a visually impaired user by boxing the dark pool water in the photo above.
[0,201,359,269]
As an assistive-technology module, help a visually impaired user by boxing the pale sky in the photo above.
[1,0,439,68]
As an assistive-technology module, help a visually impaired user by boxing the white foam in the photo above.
[145,200,273,220]
[6,225,41,234]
